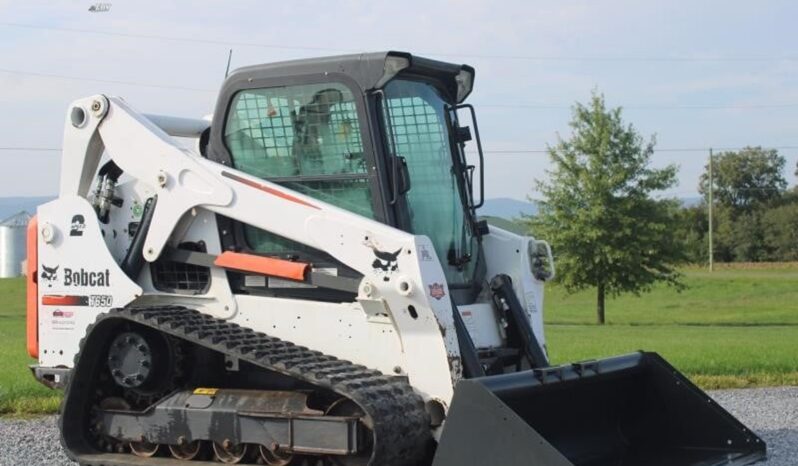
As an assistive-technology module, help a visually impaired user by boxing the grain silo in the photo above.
[0,211,31,277]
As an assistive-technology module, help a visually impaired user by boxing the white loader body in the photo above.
[33,95,548,420]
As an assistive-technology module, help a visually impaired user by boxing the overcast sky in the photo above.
[1,0,797,201]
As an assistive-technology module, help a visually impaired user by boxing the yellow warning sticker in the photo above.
[193,387,219,396]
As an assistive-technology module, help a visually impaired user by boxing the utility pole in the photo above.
[708,148,714,272]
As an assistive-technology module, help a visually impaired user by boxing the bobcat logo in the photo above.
[41,264,59,288]
[364,239,401,282]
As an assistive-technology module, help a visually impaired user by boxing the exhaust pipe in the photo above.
[433,352,766,466]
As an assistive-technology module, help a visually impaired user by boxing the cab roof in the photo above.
[223,51,475,104]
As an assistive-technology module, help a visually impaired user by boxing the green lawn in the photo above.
[545,265,798,326]
[0,266,796,415]
[544,265,798,388]
[0,278,61,416]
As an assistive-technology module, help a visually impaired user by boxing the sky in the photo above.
[1,0,797,201]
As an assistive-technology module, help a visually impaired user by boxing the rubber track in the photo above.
[62,306,431,466]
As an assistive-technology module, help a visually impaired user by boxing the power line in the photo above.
[477,149,549,154]
[0,22,361,54]
[659,146,798,153]
[3,67,797,112]
[0,68,215,93]
[3,21,798,63]
[480,103,798,110]
[5,146,798,154]
[476,146,798,154]
[0,147,60,152]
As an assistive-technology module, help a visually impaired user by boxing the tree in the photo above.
[710,205,737,262]
[729,210,769,261]
[699,147,786,212]
[762,202,798,261]
[673,205,708,263]
[527,92,685,324]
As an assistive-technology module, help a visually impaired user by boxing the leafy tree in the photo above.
[729,210,770,261]
[710,205,737,262]
[674,205,708,263]
[527,92,685,324]
[698,147,786,212]
[762,202,798,261]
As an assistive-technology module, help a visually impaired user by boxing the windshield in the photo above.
[381,79,478,287]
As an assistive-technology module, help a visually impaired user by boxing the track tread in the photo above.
[63,305,431,466]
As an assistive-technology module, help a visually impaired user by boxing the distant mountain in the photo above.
[0,196,55,220]
[680,196,703,208]
[478,197,538,220]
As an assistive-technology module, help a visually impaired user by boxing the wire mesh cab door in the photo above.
[205,76,388,300]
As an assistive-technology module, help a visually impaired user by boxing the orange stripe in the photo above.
[42,295,83,306]
[221,171,320,210]
[26,216,38,359]
[214,251,309,281]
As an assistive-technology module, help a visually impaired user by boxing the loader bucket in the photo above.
[433,352,766,466]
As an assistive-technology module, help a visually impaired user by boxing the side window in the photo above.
[224,83,375,253]
[381,79,476,286]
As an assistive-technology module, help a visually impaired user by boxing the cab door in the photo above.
[208,80,387,301]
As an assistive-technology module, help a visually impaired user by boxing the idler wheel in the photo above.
[107,331,153,389]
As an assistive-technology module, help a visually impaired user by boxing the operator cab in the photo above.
[206,52,487,304]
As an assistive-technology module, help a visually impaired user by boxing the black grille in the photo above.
[151,242,210,294]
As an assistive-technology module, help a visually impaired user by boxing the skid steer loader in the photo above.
[27,51,765,466]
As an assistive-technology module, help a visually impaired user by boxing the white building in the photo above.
[0,211,31,278]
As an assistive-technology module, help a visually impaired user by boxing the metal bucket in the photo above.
[433,352,766,466]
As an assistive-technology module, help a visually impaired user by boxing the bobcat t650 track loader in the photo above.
[27,52,765,466]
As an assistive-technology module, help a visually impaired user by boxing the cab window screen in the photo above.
[224,83,374,253]
[382,79,476,286]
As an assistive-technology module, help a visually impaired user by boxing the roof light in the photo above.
[376,55,411,88]
[455,68,475,102]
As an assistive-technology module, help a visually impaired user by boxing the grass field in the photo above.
[0,265,796,415]
[545,265,798,388]
[0,278,61,416]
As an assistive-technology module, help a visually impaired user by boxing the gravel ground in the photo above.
[710,387,798,466]
[0,387,795,466]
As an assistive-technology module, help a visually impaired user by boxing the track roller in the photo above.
[169,439,204,460]
[259,445,293,466]
[213,441,250,464]
[129,439,159,457]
